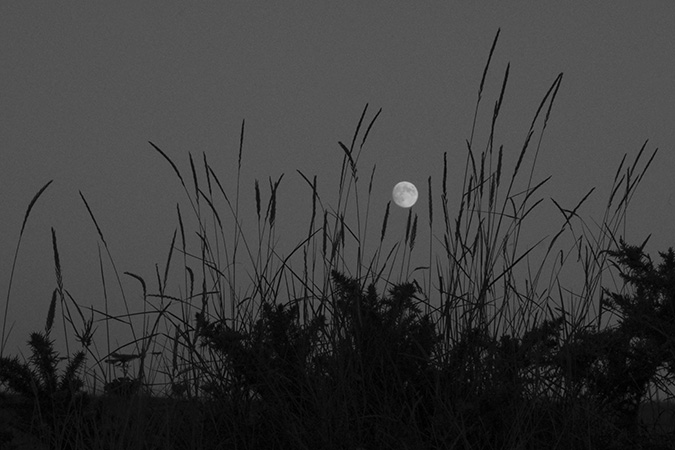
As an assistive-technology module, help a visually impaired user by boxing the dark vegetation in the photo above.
[1,30,673,449]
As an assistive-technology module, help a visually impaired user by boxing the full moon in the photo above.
[392,181,418,208]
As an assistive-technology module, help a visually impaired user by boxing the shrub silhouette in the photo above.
[0,332,86,402]
[286,271,440,448]
[330,270,439,385]
[196,261,675,448]
[196,299,323,406]
[532,239,675,443]
[596,240,675,432]
[0,296,87,448]
[195,270,441,447]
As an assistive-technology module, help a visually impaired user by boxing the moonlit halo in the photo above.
[392,181,418,208]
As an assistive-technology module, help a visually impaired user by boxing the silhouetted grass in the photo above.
[1,30,672,450]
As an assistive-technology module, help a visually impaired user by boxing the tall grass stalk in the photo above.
[1,179,53,358]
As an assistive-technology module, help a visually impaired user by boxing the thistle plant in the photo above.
[0,295,88,447]
[0,227,93,448]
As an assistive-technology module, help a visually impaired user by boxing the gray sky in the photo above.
[2,2,674,390]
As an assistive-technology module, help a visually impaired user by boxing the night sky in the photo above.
[2,3,674,393]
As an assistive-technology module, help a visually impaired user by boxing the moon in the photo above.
[392,181,418,208]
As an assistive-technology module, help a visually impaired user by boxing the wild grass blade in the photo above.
[79,191,139,355]
[1,179,53,358]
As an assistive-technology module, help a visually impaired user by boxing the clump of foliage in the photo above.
[193,270,440,449]
[547,239,675,443]
[196,298,323,403]
[321,271,441,448]
[0,330,86,403]
[0,294,88,448]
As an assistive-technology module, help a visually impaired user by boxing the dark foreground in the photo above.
[1,391,674,450]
